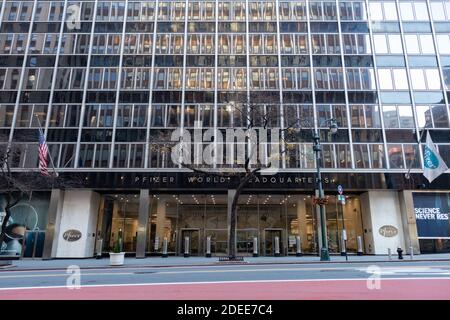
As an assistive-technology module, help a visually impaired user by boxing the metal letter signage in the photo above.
[63,229,82,242]
[378,225,398,238]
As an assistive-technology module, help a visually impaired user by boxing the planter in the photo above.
[109,252,125,266]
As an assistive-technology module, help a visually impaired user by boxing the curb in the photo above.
[2,258,450,272]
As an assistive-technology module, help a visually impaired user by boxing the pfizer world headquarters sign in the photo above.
[413,193,450,238]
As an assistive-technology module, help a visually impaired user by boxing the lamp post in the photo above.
[297,118,338,261]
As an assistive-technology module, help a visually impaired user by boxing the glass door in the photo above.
[264,229,283,256]
[180,229,200,256]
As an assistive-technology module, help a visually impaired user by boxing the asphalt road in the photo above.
[1,261,450,299]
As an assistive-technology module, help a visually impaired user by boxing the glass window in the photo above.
[437,35,450,54]
[415,105,432,127]
[373,34,388,54]
[369,2,383,20]
[388,35,403,54]
[405,35,420,54]
[383,2,398,21]
[383,105,398,128]
[400,2,414,20]
[392,69,408,90]
[410,69,426,90]
[431,2,446,21]
[388,144,404,168]
[398,106,414,128]
[419,35,435,54]
[370,144,386,168]
[414,3,429,21]
[378,69,393,89]
[425,69,441,90]
[353,144,370,168]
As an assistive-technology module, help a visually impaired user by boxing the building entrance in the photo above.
[180,228,200,256]
[264,229,283,256]
[97,193,364,257]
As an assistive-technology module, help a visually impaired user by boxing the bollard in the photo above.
[274,236,280,257]
[388,248,392,261]
[409,246,414,260]
[340,232,347,256]
[206,236,211,258]
[95,238,103,259]
[253,237,258,257]
[154,236,160,252]
[184,236,190,258]
[357,236,363,256]
[397,247,403,260]
[296,236,302,257]
[162,237,168,258]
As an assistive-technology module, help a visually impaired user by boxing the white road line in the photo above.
[0,272,133,279]
[4,262,448,273]
[2,265,450,278]
[0,277,450,291]
[3,264,450,275]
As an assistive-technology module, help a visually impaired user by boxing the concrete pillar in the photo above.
[227,189,236,256]
[398,190,420,255]
[55,190,100,258]
[42,189,64,259]
[296,198,308,252]
[360,191,406,255]
[136,189,150,258]
[155,198,167,241]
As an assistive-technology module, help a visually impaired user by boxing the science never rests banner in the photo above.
[413,193,450,238]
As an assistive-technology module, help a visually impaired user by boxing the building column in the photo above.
[136,189,149,258]
[296,198,308,252]
[398,190,420,254]
[42,189,64,260]
[227,189,236,256]
[360,191,406,255]
[55,190,100,258]
[155,198,167,243]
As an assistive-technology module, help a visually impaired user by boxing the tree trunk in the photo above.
[228,172,256,260]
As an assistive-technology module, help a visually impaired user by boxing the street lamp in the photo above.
[296,118,339,261]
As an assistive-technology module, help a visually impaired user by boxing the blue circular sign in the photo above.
[337,185,343,195]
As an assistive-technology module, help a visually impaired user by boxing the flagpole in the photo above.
[34,114,59,178]
[405,125,429,180]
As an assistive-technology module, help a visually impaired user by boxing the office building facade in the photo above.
[0,0,450,258]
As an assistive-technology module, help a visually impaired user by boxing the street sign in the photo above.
[337,185,343,195]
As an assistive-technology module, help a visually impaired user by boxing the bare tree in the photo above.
[0,135,83,254]
[162,94,302,260]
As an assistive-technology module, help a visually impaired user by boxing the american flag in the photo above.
[38,130,49,176]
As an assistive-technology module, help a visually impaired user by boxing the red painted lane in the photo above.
[1,279,450,300]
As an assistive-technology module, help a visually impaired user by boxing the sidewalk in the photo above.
[2,253,450,271]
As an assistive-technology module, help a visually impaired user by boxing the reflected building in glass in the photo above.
[0,0,449,258]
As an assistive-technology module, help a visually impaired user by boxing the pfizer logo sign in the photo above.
[63,229,82,242]
[379,225,398,238]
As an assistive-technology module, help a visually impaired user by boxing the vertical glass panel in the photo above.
[392,69,408,90]
[383,2,398,20]
[373,34,388,54]
[369,2,383,20]
[405,35,420,54]
[388,144,404,168]
[388,35,403,54]
[399,2,414,20]
[378,69,393,90]
[383,105,399,128]
[410,69,426,90]
[425,69,441,90]
[420,35,435,54]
